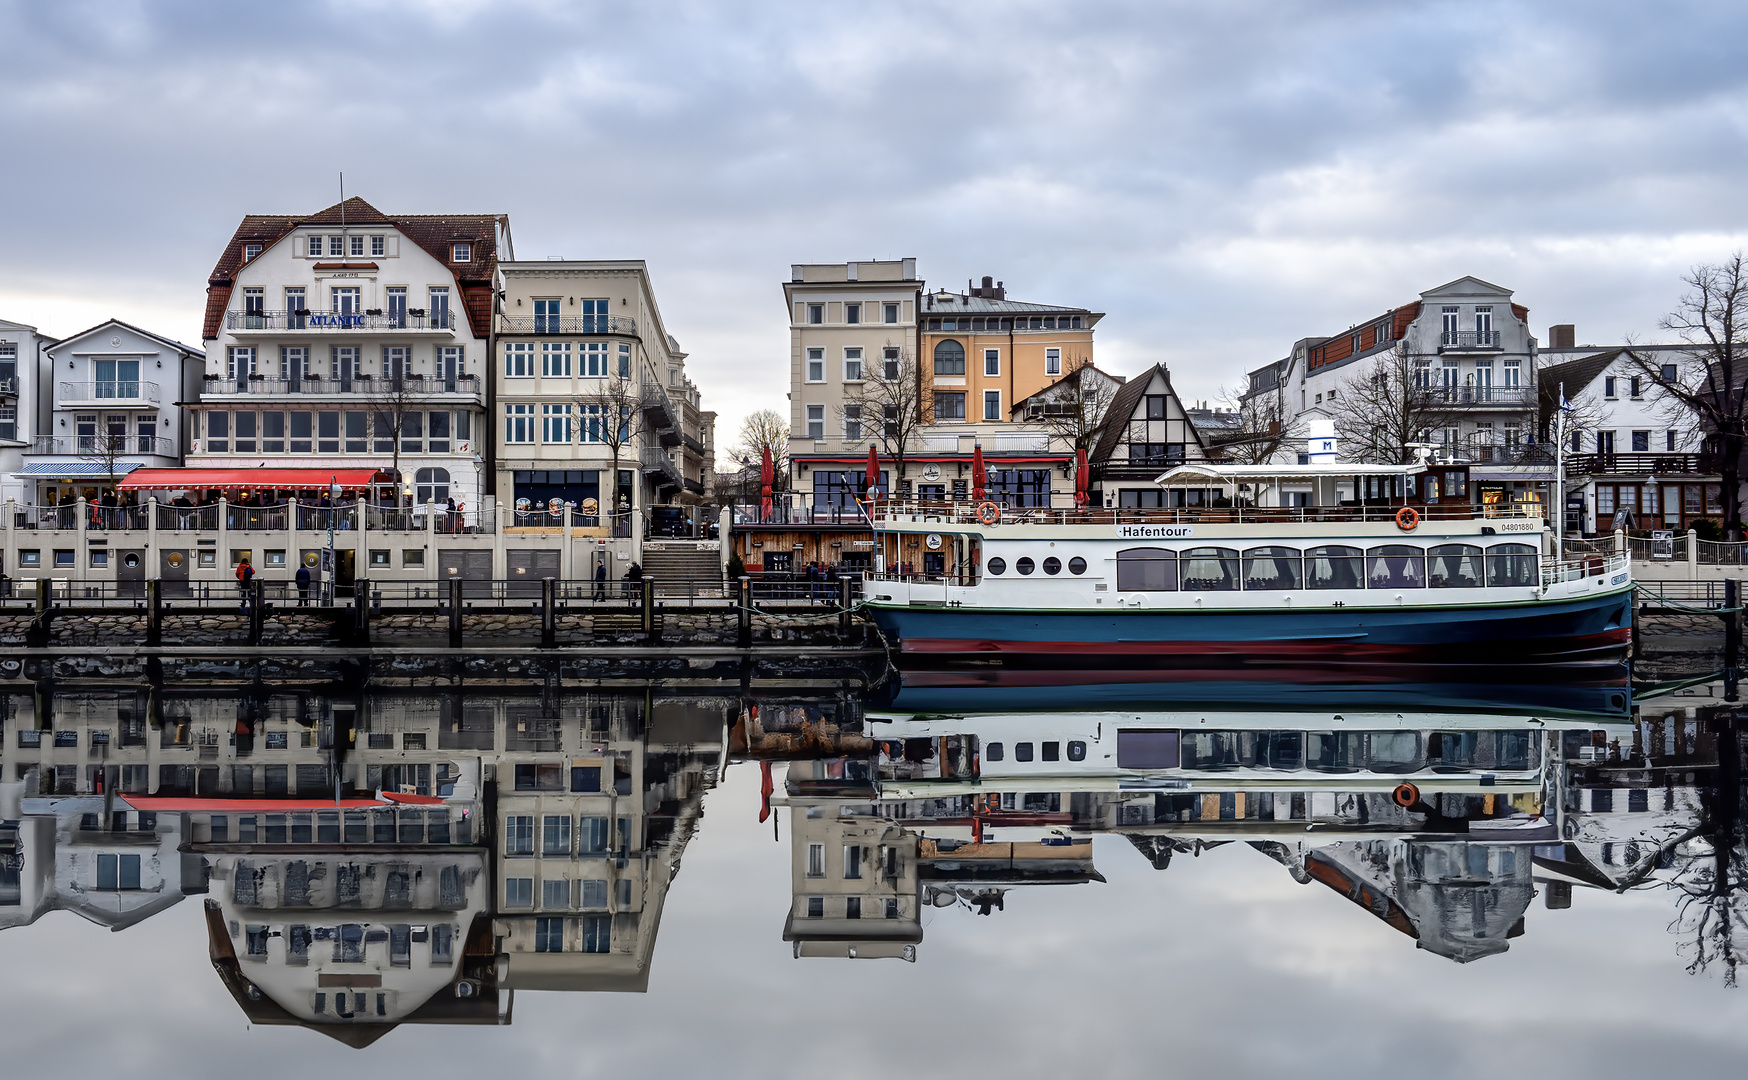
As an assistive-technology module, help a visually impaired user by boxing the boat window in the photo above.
[1367,732,1424,772]
[1429,731,1480,770]
[1486,543,1538,587]
[1116,547,1177,591]
[1015,742,1034,762]
[1253,731,1303,769]
[1116,730,1179,769]
[1496,730,1535,769]
[1042,556,1062,575]
[1067,740,1086,761]
[1365,545,1425,589]
[1181,731,1245,770]
[1427,544,1483,588]
[1241,546,1303,590]
[1308,732,1363,772]
[1304,545,1365,589]
[985,741,1003,761]
[1068,556,1087,575]
[987,557,1007,575]
[1016,557,1035,575]
[1180,547,1240,591]
[1042,741,1060,761]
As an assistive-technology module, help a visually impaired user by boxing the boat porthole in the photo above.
[987,557,1007,575]
[1043,556,1062,575]
[1069,556,1087,575]
[1016,557,1035,575]
[1067,740,1086,761]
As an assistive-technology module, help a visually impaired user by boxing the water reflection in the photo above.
[3,684,1746,1043]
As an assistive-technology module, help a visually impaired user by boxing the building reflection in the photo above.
[5,684,1748,1040]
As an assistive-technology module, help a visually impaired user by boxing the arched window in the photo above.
[1180,547,1240,591]
[1305,545,1364,589]
[1241,546,1302,590]
[1427,544,1483,588]
[1485,543,1538,587]
[1116,547,1176,591]
[415,467,451,503]
[933,339,966,375]
[1365,545,1425,589]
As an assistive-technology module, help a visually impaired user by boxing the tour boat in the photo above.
[861,461,1633,690]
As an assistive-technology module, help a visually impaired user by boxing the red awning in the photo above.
[120,796,391,812]
[117,467,385,491]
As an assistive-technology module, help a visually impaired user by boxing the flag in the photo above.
[1560,395,1574,413]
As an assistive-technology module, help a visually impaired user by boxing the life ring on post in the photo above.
[1395,506,1420,531]
[976,501,1002,526]
[1392,782,1421,808]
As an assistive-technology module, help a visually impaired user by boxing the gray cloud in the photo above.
[4,0,1748,436]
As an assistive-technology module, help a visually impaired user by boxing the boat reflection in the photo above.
[0,684,1742,1041]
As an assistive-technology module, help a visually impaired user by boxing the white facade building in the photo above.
[193,198,508,512]
[0,318,57,506]
[18,319,200,509]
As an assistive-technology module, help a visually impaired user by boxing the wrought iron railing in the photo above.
[225,309,457,332]
[495,314,638,335]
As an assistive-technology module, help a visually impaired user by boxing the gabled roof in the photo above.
[1088,363,1207,464]
[47,317,201,358]
[1421,275,1514,298]
[1536,348,1627,432]
[203,198,506,340]
[1007,362,1125,417]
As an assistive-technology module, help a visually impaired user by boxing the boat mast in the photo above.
[1554,380,1565,559]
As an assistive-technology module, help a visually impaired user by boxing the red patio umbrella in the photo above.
[759,447,774,517]
[1075,447,1090,508]
[865,445,880,501]
[971,443,988,502]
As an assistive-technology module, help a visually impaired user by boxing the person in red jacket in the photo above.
[236,556,255,611]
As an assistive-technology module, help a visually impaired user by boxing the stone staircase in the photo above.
[639,543,723,594]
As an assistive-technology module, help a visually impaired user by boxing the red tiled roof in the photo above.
[202,197,503,340]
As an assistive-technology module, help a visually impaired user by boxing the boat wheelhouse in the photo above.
[860,460,1633,684]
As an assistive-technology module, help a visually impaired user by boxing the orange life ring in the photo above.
[1395,506,1420,531]
[1392,782,1421,808]
[976,501,1001,526]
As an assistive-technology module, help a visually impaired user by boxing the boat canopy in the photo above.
[1154,462,1422,487]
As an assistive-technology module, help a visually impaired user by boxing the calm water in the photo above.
[2,680,1746,1078]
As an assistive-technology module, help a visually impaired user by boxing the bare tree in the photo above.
[1213,371,1303,465]
[729,408,791,497]
[1620,255,1748,539]
[1327,342,1462,465]
[80,421,131,524]
[839,347,924,493]
[571,375,644,518]
[1023,358,1121,454]
[365,373,434,506]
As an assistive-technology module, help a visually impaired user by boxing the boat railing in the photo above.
[872,502,1540,528]
[1539,552,1630,587]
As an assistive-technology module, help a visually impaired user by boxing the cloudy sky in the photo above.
[4,0,1748,445]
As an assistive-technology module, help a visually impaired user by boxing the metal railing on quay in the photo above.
[748,577,864,605]
[1635,579,1727,607]
[1696,539,1748,566]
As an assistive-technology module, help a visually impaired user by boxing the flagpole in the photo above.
[1555,381,1565,560]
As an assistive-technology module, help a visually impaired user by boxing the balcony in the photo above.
[495,314,639,336]
[225,309,457,334]
[1567,452,1721,477]
[1421,386,1535,408]
[641,447,683,488]
[641,388,682,448]
[1438,330,1504,352]
[0,376,16,396]
[200,374,482,398]
[59,380,161,407]
[30,435,176,456]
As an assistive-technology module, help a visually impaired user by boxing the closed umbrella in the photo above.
[1075,447,1090,508]
[760,447,774,518]
[865,445,880,501]
[972,443,988,502]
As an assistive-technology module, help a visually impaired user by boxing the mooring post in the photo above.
[146,579,162,647]
[35,578,48,615]
[541,576,557,648]
[448,576,463,649]
[353,576,370,645]
[737,576,752,649]
[1727,578,1741,703]
[837,575,853,638]
[249,577,265,645]
[642,577,657,642]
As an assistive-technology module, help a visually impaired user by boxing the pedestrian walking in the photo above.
[295,563,312,606]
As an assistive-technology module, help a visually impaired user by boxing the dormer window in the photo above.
[243,243,262,261]
[452,242,472,263]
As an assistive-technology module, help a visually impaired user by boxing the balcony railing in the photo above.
[59,380,161,404]
[201,374,481,396]
[1419,386,1535,408]
[30,435,176,456]
[1567,452,1721,476]
[641,448,683,487]
[495,314,639,336]
[0,376,16,395]
[1438,330,1503,351]
[225,309,457,332]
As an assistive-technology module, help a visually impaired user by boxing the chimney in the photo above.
[995,280,1005,300]
[1548,324,1575,349]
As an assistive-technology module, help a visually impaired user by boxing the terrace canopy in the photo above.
[117,467,385,491]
